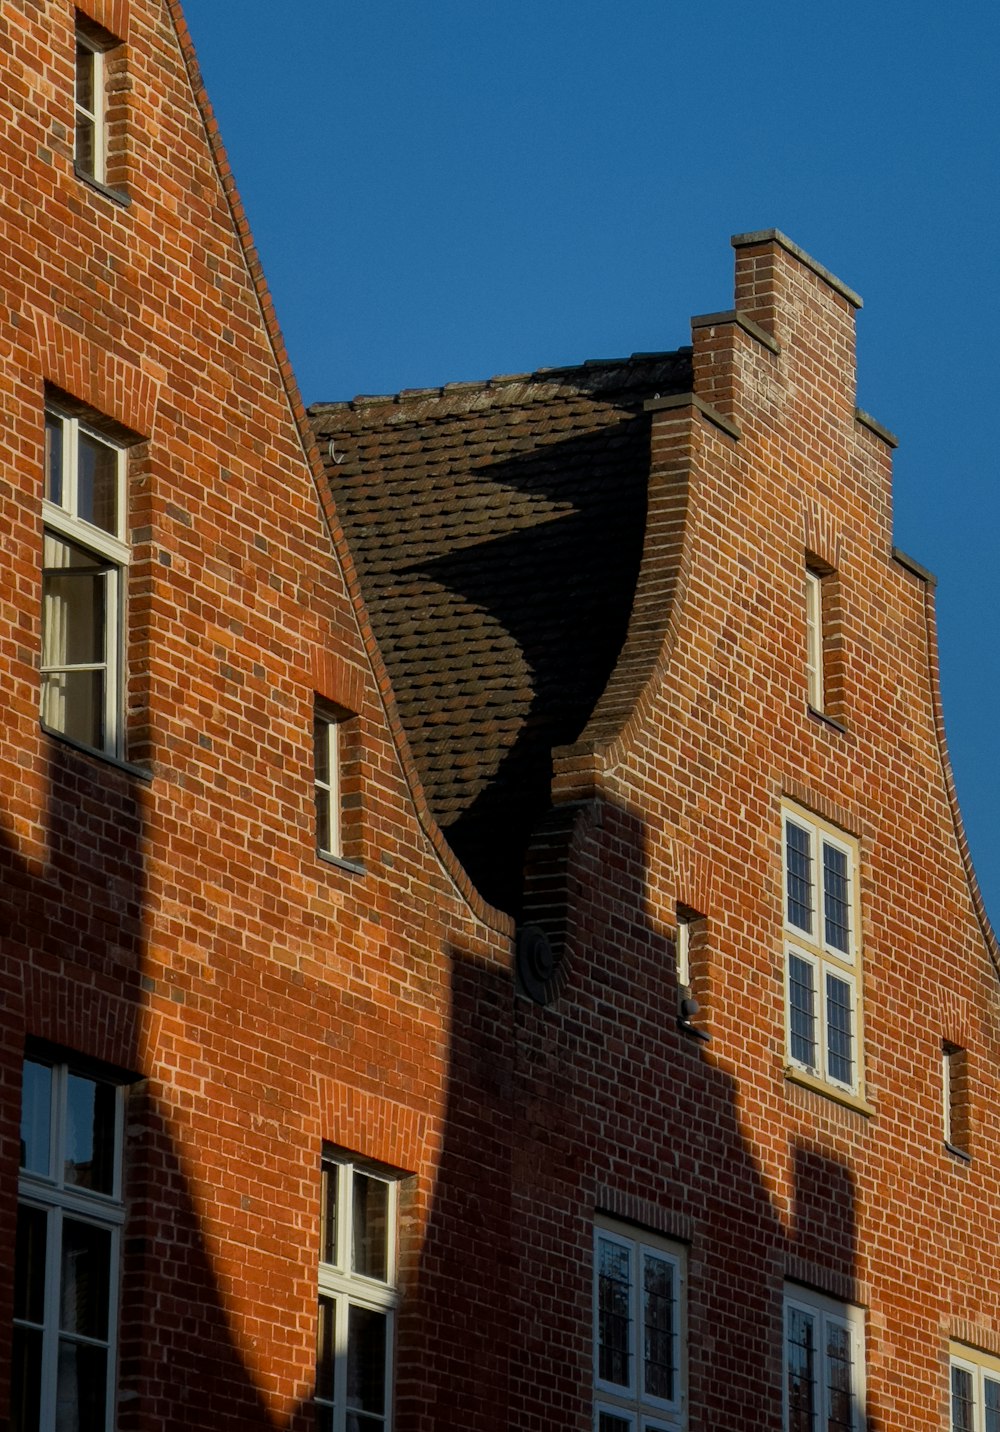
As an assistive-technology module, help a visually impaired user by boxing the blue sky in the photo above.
[181,0,1000,921]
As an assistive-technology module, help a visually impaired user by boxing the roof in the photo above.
[309,351,692,915]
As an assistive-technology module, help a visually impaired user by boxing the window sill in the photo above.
[945,1141,972,1165]
[784,1065,875,1117]
[41,724,152,781]
[807,705,848,735]
[74,164,131,208]
[317,849,366,877]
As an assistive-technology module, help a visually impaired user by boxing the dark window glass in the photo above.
[56,1338,107,1432]
[826,975,853,1085]
[45,417,64,508]
[825,1320,854,1431]
[788,955,816,1069]
[597,1237,631,1387]
[14,1205,48,1325]
[952,1365,974,1432]
[823,842,851,953]
[786,1308,816,1432]
[352,1173,388,1281]
[642,1251,674,1401]
[77,435,118,536]
[316,1295,336,1404]
[320,1163,338,1266]
[346,1305,386,1415]
[20,1063,52,1177]
[65,1075,116,1195]
[59,1220,111,1340]
[11,1325,43,1432]
[785,822,813,934]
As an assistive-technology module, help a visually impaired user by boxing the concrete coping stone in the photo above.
[731,229,863,311]
[892,546,937,587]
[855,408,899,448]
[690,309,780,355]
[643,391,741,442]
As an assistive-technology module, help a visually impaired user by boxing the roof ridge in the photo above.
[308,349,690,416]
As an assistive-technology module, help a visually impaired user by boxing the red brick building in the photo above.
[1,4,998,1431]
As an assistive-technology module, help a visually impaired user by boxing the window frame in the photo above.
[75,28,106,183]
[781,802,864,1097]
[949,1343,1000,1431]
[593,1217,686,1431]
[316,1152,400,1432]
[783,1284,865,1432]
[314,709,343,860]
[41,408,129,758]
[14,1058,127,1432]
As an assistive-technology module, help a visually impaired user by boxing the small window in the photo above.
[943,1042,971,1159]
[314,710,342,859]
[42,409,130,757]
[75,27,106,183]
[950,1343,1000,1431]
[782,802,863,1097]
[13,1057,127,1432]
[784,1285,864,1431]
[805,566,824,711]
[594,1218,685,1429]
[316,1152,400,1432]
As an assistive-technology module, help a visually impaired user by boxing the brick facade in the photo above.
[1,5,997,1431]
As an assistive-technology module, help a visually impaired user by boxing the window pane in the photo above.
[56,1338,107,1432]
[320,1163,339,1266]
[825,1319,855,1431]
[316,1295,336,1404]
[597,1236,632,1388]
[785,822,813,934]
[598,1416,632,1432]
[77,435,119,536]
[20,1062,52,1176]
[42,536,108,665]
[11,1325,43,1432]
[352,1173,389,1281]
[952,1365,974,1432]
[826,975,853,1087]
[788,955,816,1069]
[14,1205,48,1324]
[41,671,105,749]
[822,843,851,954]
[60,1220,111,1341]
[65,1075,116,1194]
[315,717,331,786]
[45,416,64,507]
[786,1308,816,1432]
[984,1376,1000,1432]
[75,43,95,112]
[347,1304,387,1415]
[642,1252,674,1402]
[75,116,96,176]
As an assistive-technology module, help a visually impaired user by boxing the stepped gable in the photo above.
[310,350,692,915]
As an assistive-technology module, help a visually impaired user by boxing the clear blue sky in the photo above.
[182,0,1000,923]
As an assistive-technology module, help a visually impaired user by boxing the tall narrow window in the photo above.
[42,410,129,757]
[13,1058,126,1432]
[805,566,824,711]
[784,1286,864,1432]
[782,802,863,1097]
[316,1152,399,1432]
[594,1218,685,1429]
[75,29,105,182]
[314,710,342,859]
[943,1042,971,1159]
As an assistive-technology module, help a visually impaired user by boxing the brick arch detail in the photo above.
[316,1078,432,1177]
[802,499,843,570]
[30,310,159,437]
[21,962,141,1069]
[76,0,130,37]
[672,843,718,918]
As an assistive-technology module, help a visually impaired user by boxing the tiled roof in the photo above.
[309,351,692,915]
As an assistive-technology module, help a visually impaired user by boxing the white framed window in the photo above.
[13,1057,126,1432]
[594,1218,685,1430]
[316,1152,399,1432]
[784,1285,865,1431]
[75,29,106,182]
[314,710,342,859]
[950,1344,1000,1431]
[782,802,863,1096]
[805,567,824,710]
[42,409,129,757]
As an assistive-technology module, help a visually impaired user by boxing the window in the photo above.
[782,803,862,1096]
[41,409,129,756]
[594,1218,685,1430]
[784,1285,864,1431]
[805,567,824,711]
[13,1058,126,1432]
[316,1152,399,1432]
[314,710,342,859]
[950,1345,1000,1431]
[75,28,105,182]
[943,1042,971,1158]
